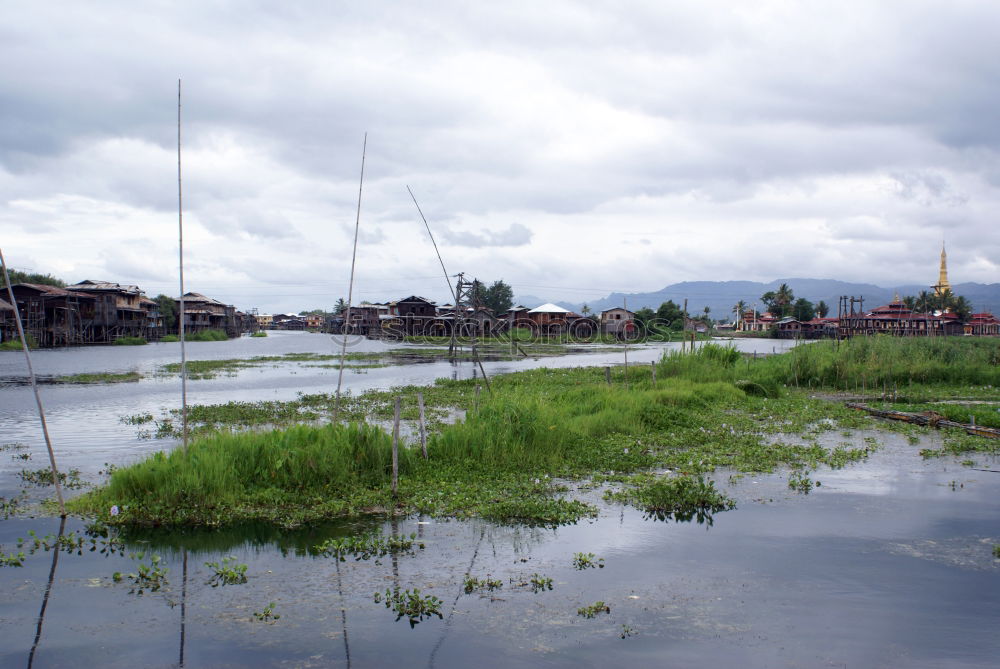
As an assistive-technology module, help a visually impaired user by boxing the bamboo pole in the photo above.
[1,248,65,516]
[605,366,611,386]
[417,392,428,459]
[623,297,629,390]
[334,133,367,423]
[650,360,657,387]
[391,396,400,498]
[177,79,189,454]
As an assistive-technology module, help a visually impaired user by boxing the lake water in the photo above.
[1,332,997,668]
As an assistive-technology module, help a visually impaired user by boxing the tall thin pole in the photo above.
[1,248,65,516]
[333,133,367,422]
[177,79,189,453]
[407,186,490,390]
[623,297,629,390]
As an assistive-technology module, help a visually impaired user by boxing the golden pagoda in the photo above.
[933,242,952,297]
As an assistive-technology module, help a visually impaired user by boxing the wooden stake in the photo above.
[605,366,611,386]
[417,392,428,459]
[391,396,400,498]
[650,360,657,387]
[475,384,481,411]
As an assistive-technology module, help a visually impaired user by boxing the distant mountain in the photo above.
[561,279,1000,321]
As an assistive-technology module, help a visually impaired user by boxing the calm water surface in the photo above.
[1,333,997,668]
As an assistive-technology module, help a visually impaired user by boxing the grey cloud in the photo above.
[441,223,533,247]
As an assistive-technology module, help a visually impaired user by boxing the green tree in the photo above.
[732,300,748,325]
[0,269,66,289]
[634,307,655,328]
[335,298,347,313]
[482,279,514,314]
[655,300,685,331]
[154,294,177,332]
[815,300,829,318]
[762,283,795,318]
[792,297,815,322]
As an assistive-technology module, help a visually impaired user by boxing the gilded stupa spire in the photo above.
[933,242,952,297]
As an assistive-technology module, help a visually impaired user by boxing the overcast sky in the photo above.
[2,1,998,313]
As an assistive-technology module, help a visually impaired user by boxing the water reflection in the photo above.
[26,515,65,669]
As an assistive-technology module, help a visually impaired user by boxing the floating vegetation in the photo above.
[993,545,1000,559]
[1,550,26,567]
[205,556,248,586]
[252,602,280,622]
[185,329,228,342]
[113,336,147,346]
[788,472,820,493]
[121,413,154,425]
[55,371,142,384]
[620,624,637,639]
[1,496,24,519]
[572,552,605,570]
[160,334,180,342]
[114,552,168,595]
[577,601,610,618]
[528,573,553,593]
[463,574,503,594]
[250,331,268,337]
[316,532,423,563]
[375,588,443,627]
[605,475,736,524]
[18,467,85,489]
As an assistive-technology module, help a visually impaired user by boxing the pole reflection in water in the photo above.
[27,515,66,669]
[179,548,188,667]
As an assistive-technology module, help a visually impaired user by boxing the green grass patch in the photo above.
[81,337,1000,529]
[55,371,142,384]
[250,331,268,337]
[186,329,229,342]
[160,334,180,342]
[113,336,148,346]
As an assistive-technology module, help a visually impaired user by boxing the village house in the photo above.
[7,284,97,347]
[0,297,16,343]
[177,292,238,336]
[67,280,157,341]
[838,296,964,337]
[255,313,274,329]
[383,296,439,336]
[966,313,1000,336]
[739,310,778,332]
[600,308,636,338]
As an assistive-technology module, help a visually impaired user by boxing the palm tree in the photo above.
[732,300,748,326]
[815,300,829,318]
[914,290,933,314]
[774,283,794,317]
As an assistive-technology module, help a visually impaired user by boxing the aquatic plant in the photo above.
[18,467,85,489]
[185,329,229,342]
[577,601,610,618]
[113,336,147,346]
[463,574,503,594]
[115,552,168,594]
[253,602,280,622]
[55,371,142,384]
[528,574,553,592]
[159,334,180,342]
[250,331,268,337]
[993,544,1000,559]
[605,475,735,524]
[788,472,819,493]
[1,550,25,567]
[572,552,604,570]
[376,588,443,627]
[316,532,423,563]
[18,530,87,556]
[205,556,248,586]
[620,624,636,638]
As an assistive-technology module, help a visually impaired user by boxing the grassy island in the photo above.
[70,337,1000,528]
